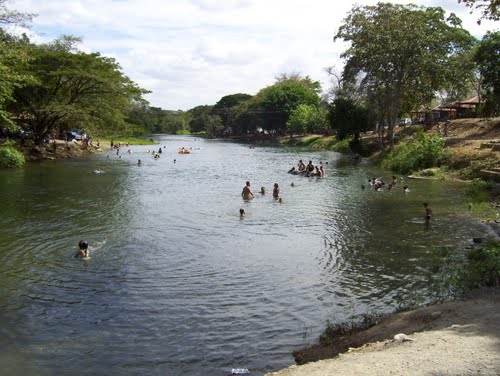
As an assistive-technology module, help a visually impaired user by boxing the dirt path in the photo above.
[266,289,500,376]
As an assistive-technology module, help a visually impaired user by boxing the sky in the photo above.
[9,0,499,111]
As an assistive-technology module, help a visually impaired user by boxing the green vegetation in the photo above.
[335,3,477,146]
[429,240,500,301]
[474,31,500,116]
[464,180,500,220]
[101,137,156,146]
[381,132,446,174]
[0,144,25,168]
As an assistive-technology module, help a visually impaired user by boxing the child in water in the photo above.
[74,240,90,258]
[239,208,245,218]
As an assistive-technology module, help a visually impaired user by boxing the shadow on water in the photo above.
[0,136,490,375]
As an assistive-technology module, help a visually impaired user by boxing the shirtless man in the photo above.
[424,203,432,229]
[242,181,254,199]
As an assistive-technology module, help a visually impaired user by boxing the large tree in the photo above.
[474,31,500,115]
[335,3,477,146]
[9,36,148,144]
[0,0,35,130]
[249,75,321,134]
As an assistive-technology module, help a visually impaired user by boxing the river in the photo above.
[0,135,488,375]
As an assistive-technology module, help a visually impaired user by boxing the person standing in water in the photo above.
[273,183,280,198]
[242,181,254,199]
[424,203,432,229]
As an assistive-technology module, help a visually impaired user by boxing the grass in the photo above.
[100,136,157,145]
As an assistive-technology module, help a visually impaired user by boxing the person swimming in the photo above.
[239,208,245,218]
[74,240,90,258]
[260,187,266,195]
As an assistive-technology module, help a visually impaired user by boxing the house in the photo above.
[413,96,483,124]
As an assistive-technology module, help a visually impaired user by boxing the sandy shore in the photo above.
[265,288,500,376]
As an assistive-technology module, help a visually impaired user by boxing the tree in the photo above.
[474,31,500,115]
[328,98,370,146]
[188,105,213,133]
[250,75,321,134]
[287,104,327,135]
[0,0,35,27]
[0,0,35,130]
[335,3,477,146]
[458,0,500,23]
[9,37,149,144]
[211,93,252,135]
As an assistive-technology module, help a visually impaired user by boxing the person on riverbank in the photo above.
[74,240,90,258]
[242,181,254,200]
[273,183,280,198]
[424,203,432,229]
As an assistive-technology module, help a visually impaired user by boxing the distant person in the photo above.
[137,159,142,166]
[424,203,432,229]
[242,181,254,199]
[298,160,306,172]
[110,139,114,148]
[173,159,176,163]
[403,185,410,193]
[74,240,90,258]
[260,187,266,195]
[239,208,245,218]
[291,182,295,187]
[319,166,325,177]
[361,184,365,190]
[273,183,280,198]
[306,160,315,173]
[158,147,162,154]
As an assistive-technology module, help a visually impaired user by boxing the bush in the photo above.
[429,240,500,300]
[0,146,25,168]
[382,131,445,174]
[331,136,353,154]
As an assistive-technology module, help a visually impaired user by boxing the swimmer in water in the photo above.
[74,240,90,258]
[240,208,245,218]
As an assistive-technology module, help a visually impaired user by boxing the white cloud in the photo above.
[10,0,499,110]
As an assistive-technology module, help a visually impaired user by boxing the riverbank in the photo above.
[266,287,500,376]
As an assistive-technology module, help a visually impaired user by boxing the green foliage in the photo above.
[429,240,500,300]
[474,31,500,116]
[331,136,354,154]
[286,104,327,134]
[0,145,25,168]
[211,93,252,134]
[464,180,499,220]
[251,75,321,134]
[9,39,149,144]
[382,131,445,174]
[328,98,370,143]
[335,3,477,146]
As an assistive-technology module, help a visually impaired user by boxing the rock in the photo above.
[393,333,414,342]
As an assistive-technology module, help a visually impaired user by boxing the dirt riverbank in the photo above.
[266,288,500,376]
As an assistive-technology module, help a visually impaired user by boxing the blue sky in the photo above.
[10,0,498,110]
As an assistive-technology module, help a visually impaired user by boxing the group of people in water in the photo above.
[288,159,325,178]
[362,175,432,228]
[362,175,410,193]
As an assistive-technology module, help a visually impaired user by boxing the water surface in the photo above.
[0,135,487,375]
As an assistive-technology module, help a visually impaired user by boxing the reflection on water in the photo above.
[0,136,488,375]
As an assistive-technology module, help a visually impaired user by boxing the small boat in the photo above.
[178,148,191,154]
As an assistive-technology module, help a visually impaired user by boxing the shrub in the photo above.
[331,136,353,154]
[429,240,500,300]
[382,131,445,174]
[0,146,25,168]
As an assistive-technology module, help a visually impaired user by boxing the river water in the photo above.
[0,135,488,375]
